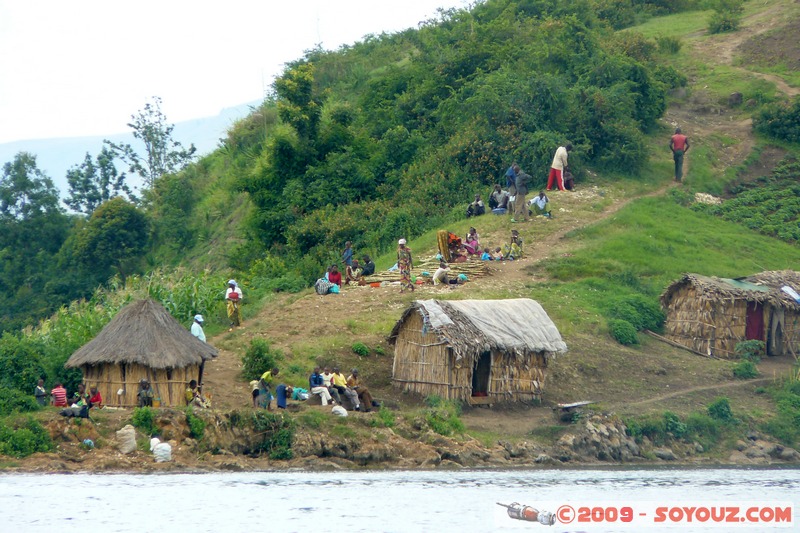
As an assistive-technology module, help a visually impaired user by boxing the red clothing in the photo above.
[89,392,103,408]
[328,271,342,287]
[546,168,565,191]
[671,133,688,151]
[51,386,68,407]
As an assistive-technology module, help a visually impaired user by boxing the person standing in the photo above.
[669,128,690,182]
[50,382,68,407]
[342,241,353,268]
[547,144,572,191]
[191,314,206,342]
[397,239,414,293]
[512,167,531,222]
[506,163,520,215]
[35,378,48,406]
[225,280,243,330]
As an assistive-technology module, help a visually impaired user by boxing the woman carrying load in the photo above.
[397,239,414,293]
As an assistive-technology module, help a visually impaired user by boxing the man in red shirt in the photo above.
[50,382,68,407]
[669,128,690,182]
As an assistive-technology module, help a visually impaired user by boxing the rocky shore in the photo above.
[4,409,799,473]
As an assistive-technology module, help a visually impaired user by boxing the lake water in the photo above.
[2,467,797,532]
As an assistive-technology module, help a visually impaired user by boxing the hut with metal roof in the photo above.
[660,271,800,358]
[65,299,218,407]
[388,299,567,405]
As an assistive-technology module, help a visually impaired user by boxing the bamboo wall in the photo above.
[391,312,550,402]
[661,286,800,358]
[81,363,200,407]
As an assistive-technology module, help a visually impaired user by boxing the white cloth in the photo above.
[190,322,206,342]
[311,386,332,405]
[332,405,348,417]
[432,267,450,286]
[153,442,172,462]
[531,195,548,210]
[551,146,569,170]
[225,287,243,300]
[321,372,334,387]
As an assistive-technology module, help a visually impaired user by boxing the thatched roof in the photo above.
[661,271,800,311]
[389,298,567,361]
[66,299,218,369]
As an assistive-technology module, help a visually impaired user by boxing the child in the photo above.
[342,241,353,268]
[493,247,504,261]
[480,247,493,261]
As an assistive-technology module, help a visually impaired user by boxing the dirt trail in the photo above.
[202,4,799,426]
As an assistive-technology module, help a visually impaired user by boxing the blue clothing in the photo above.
[505,166,516,189]
[342,247,353,267]
[480,252,492,261]
[276,384,287,409]
[309,372,324,388]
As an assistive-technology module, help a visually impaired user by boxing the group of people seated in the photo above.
[134,378,210,409]
[486,185,553,218]
[252,366,377,412]
[46,380,103,418]
[315,251,377,295]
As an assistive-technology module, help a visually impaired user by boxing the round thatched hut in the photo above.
[65,299,218,407]
[661,270,800,358]
[389,298,567,405]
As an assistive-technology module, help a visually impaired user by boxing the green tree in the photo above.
[105,96,196,191]
[75,197,149,282]
[0,152,62,221]
[64,146,134,214]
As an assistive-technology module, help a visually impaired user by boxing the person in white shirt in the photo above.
[547,144,572,191]
[432,260,451,286]
[529,191,552,218]
[225,279,243,329]
[190,314,206,342]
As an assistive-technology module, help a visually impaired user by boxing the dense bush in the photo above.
[753,98,800,143]
[607,294,665,332]
[663,411,688,439]
[735,340,764,363]
[241,339,283,381]
[351,342,370,357]
[732,360,759,379]
[761,379,800,446]
[609,319,639,345]
[707,397,735,422]
[371,406,396,428]
[185,408,205,439]
[0,388,41,416]
[251,411,294,459]
[0,416,53,458]
[423,396,464,436]
[707,0,744,34]
[131,407,156,436]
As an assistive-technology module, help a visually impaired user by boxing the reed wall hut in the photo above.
[661,271,800,359]
[389,299,567,404]
[65,299,218,407]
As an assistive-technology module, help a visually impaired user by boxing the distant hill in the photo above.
[0,100,260,195]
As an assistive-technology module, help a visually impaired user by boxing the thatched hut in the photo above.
[65,299,218,407]
[661,271,800,358]
[389,299,567,404]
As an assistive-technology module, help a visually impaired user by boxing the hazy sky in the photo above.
[0,0,466,144]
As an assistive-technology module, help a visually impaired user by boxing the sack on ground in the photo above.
[332,405,348,417]
[116,424,137,454]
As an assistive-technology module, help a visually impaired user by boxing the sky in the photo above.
[0,0,467,145]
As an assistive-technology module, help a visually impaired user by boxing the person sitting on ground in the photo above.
[345,259,363,285]
[489,184,510,212]
[493,247,504,261]
[360,255,375,277]
[466,194,485,217]
[321,366,342,405]
[185,379,210,408]
[70,383,89,407]
[309,367,333,406]
[464,227,481,255]
[315,267,339,295]
[480,247,493,261]
[530,191,552,218]
[347,369,375,412]
[35,378,48,406]
[137,379,154,407]
[503,229,524,260]
[432,259,451,286]
[332,366,359,410]
[88,386,103,409]
[328,264,342,288]
[191,314,206,342]
[258,367,279,410]
[451,245,469,263]
[225,280,243,330]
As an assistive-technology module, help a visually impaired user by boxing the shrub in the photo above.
[609,319,639,345]
[424,398,464,436]
[663,411,688,439]
[374,346,385,356]
[0,416,53,458]
[264,275,307,293]
[754,98,800,143]
[685,412,722,450]
[733,361,759,379]
[656,35,682,54]
[371,406,396,428]
[351,342,370,357]
[625,415,666,445]
[251,411,294,459]
[707,397,735,422]
[241,339,283,381]
[0,388,41,416]
[131,407,156,436]
[185,408,206,439]
[707,10,740,34]
[735,340,764,363]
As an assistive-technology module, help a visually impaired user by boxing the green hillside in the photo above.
[1,0,800,462]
